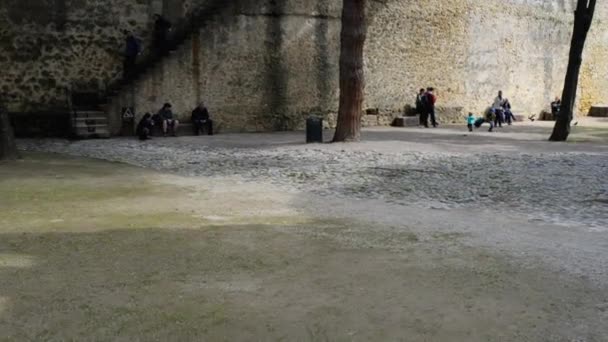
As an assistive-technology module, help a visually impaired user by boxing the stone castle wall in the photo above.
[0,0,193,112]
[2,0,607,133]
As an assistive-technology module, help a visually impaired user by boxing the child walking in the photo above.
[467,113,475,132]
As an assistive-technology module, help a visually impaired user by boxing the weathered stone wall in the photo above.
[367,0,608,121]
[107,0,343,133]
[0,0,191,112]
[3,0,608,132]
[106,0,608,133]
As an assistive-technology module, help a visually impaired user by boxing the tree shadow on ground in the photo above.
[1,224,607,341]
[0,226,306,341]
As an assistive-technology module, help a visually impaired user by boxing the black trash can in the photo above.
[306,117,323,143]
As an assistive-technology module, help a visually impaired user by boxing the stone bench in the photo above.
[391,117,419,127]
[589,106,608,117]
[151,122,194,136]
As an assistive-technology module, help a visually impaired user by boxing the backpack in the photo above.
[421,94,430,111]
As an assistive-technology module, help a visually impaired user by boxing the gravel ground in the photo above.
[19,128,608,230]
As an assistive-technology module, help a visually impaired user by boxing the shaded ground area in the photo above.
[1,154,607,341]
[20,124,608,228]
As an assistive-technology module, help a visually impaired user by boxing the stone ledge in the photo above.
[435,106,466,124]
[589,106,608,117]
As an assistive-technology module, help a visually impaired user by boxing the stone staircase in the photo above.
[104,0,227,104]
[71,110,110,139]
[68,92,110,139]
[68,0,229,138]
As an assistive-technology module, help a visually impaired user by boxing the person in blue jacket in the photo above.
[467,113,476,132]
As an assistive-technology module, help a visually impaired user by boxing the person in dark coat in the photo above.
[415,88,427,127]
[123,30,141,79]
[153,14,172,56]
[551,97,561,119]
[191,102,214,136]
[136,113,154,140]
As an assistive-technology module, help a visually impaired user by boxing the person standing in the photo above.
[191,102,214,136]
[425,87,438,128]
[486,109,496,132]
[153,14,172,56]
[492,90,505,128]
[123,30,141,79]
[415,88,427,127]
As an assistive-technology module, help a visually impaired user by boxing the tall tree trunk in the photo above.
[0,109,19,160]
[333,0,366,142]
[550,0,596,142]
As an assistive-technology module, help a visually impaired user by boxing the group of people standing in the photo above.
[415,87,439,128]
[136,102,214,140]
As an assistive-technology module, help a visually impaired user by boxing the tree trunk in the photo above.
[333,0,366,142]
[550,0,596,142]
[0,109,19,160]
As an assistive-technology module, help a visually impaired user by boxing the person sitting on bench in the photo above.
[157,102,179,137]
[191,102,213,136]
[551,97,561,119]
[503,98,516,125]
[136,113,154,140]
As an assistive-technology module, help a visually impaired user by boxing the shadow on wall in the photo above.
[260,0,338,131]
[263,0,289,131]
[315,0,333,115]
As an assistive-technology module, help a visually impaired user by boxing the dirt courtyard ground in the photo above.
[2,123,608,341]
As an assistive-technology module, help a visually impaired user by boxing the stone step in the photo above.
[391,116,420,127]
[74,115,107,120]
[74,117,108,122]
[73,110,107,118]
[74,110,106,114]
[73,126,110,139]
[514,114,526,121]
[74,123,109,128]
[589,106,608,117]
